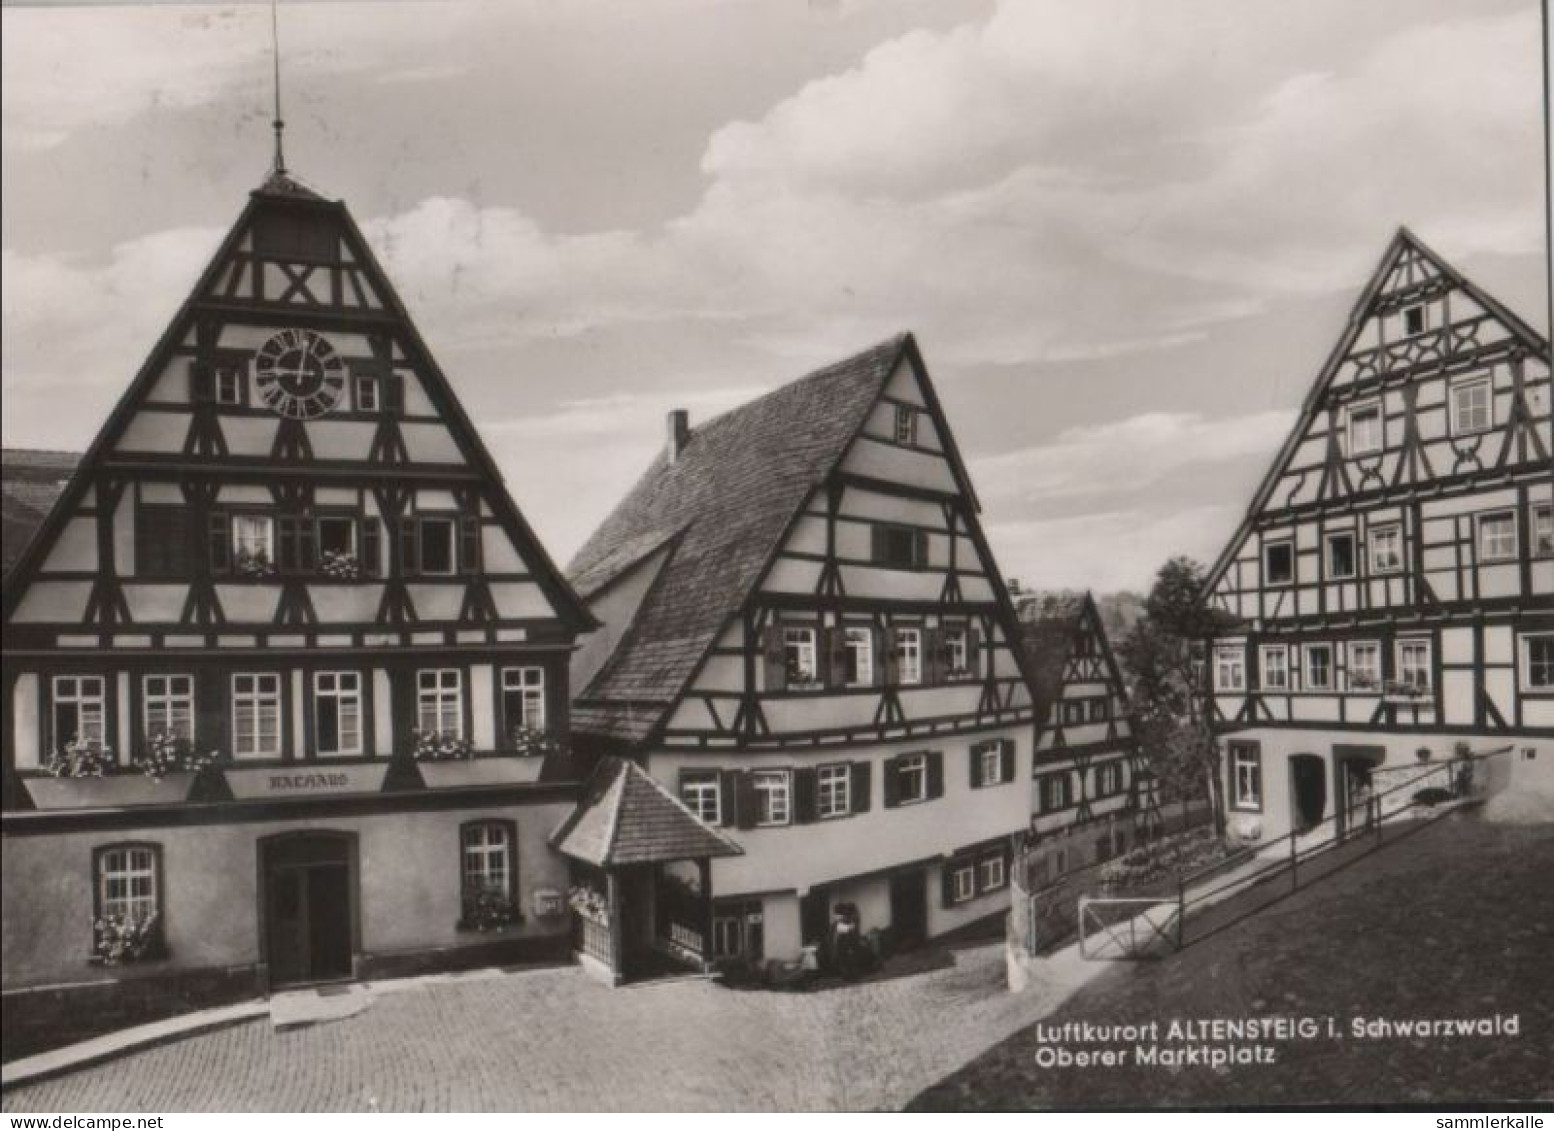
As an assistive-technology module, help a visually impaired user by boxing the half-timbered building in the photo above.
[1204,229,1553,842]
[566,334,1039,966]
[1019,591,1156,862]
[0,167,601,1049]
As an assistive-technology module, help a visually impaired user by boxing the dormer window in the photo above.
[894,405,918,447]
[1402,304,1427,337]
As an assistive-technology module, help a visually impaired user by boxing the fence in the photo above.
[1013,746,1513,967]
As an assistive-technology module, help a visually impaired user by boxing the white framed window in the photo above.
[951,865,976,903]
[1450,377,1493,436]
[1263,540,1294,586]
[1326,532,1357,579]
[978,744,1004,786]
[1094,761,1123,797]
[418,516,458,576]
[896,627,923,685]
[895,753,929,804]
[1521,634,1554,692]
[942,626,970,678]
[502,666,546,733]
[232,514,275,571]
[1401,303,1428,338]
[143,675,194,742]
[753,770,791,826]
[1477,511,1517,563]
[461,822,513,898]
[783,626,819,686]
[1231,743,1261,811]
[215,368,243,406]
[1533,504,1553,558]
[1348,401,1383,455]
[51,675,106,749]
[313,671,363,757]
[1259,645,1289,691]
[354,374,380,413]
[680,771,721,825]
[1369,524,1403,574]
[817,764,851,819]
[713,915,744,959]
[417,668,463,737]
[894,404,918,446]
[978,855,1006,892]
[1304,644,1334,691]
[97,846,158,923]
[1214,646,1246,692]
[232,673,282,759]
[842,626,874,687]
[1347,641,1382,691]
[1397,639,1433,692]
[1037,772,1071,813]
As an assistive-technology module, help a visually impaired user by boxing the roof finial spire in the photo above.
[270,0,286,175]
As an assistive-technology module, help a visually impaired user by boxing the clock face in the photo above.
[254,329,347,420]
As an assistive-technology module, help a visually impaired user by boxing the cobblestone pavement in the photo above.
[3,940,1096,1112]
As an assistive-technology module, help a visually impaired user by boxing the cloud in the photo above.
[973,410,1295,505]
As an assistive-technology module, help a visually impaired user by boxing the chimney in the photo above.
[667,409,690,464]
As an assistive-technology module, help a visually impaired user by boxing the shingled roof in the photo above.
[1016,590,1093,721]
[565,333,914,745]
[550,757,744,867]
[2,449,78,578]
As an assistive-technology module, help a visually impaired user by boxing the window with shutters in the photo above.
[317,516,357,559]
[978,854,1006,892]
[417,669,464,737]
[313,671,364,757]
[136,505,191,577]
[143,675,194,742]
[1094,761,1124,798]
[842,626,874,687]
[215,367,244,406]
[753,770,791,826]
[354,374,380,413]
[894,754,929,805]
[975,743,1004,787]
[1037,772,1072,814]
[817,764,851,818]
[232,673,282,759]
[52,676,106,750]
[942,625,971,679]
[680,771,722,825]
[418,516,457,576]
[950,864,976,903]
[873,523,928,570]
[232,514,276,577]
[896,627,923,685]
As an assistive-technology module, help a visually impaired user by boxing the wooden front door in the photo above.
[263,835,356,988]
[888,869,928,948]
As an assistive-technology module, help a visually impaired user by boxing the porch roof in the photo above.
[550,757,744,867]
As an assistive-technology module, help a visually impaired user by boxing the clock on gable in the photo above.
[254,329,347,420]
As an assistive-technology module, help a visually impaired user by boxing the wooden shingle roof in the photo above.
[2,449,78,578]
[1016,590,1092,719]
[550,757,744,866]
[565,333,913,745]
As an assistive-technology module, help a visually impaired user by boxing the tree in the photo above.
[1117,556,1239,836]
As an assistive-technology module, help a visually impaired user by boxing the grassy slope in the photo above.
[911,812,1554,1109]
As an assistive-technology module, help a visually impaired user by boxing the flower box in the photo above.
[419,757,545,789]
[25,771,197,811]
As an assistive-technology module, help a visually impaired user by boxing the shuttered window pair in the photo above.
[678,763,874,827]
[970,739,1015,788]
[398,514,480,577]
[942,843,1012,907]
[883,751,943,807]
[1036,771,1072,814]
[762,622,979,691]
[871,523,929,570]
[204,511,381,577]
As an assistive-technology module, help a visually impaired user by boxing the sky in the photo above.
[2,0,1548,593]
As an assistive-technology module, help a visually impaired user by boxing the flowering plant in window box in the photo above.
[318,550,362,581]
[945,666,976,682]
[44,736,117,779]
[460,887,521,932]
[784,655,823,691]
[1380,680,1430,701]
[234,547,276,580]
[134,733,217,780]
[568,883,610,926]
[510,725,564,759]
[410,729,474,762]
[94,913,161,965]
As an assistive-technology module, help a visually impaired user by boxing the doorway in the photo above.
[261,834,357,989]
[888,869,928,949]
[1289,754,1327,832]
[1333,745,1385,838]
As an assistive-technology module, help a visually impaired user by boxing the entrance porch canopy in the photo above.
[551,758,742,982]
